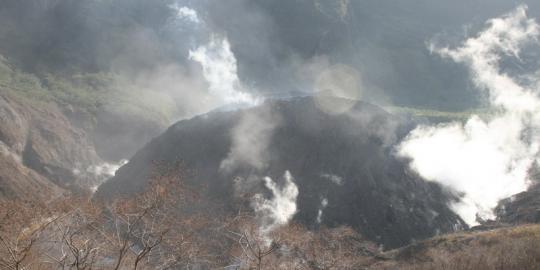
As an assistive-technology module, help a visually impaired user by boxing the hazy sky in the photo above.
[1,0,539,112]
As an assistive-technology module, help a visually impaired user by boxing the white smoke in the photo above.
[171,5,200,24]
[103,4,261,127]
[220,106,281,172]
[320,173,344,186]
[251,170,299,235]
[141,4,261,123]
[398,5,540,225]
[189,37,259,106]
[181,5,271,175]
[87,159,128,178]
[87,159,129,192]
[316,197,329,224]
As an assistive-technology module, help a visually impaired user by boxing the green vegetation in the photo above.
[0,55,52,103]
[0,54,493,127]
[0,55,175,125]
[384,105,494,122]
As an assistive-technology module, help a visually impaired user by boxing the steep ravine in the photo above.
[0,90,103,199]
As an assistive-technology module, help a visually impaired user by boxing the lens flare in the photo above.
[314,64,362,115]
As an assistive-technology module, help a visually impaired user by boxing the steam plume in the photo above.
[220,106,281,172]
[171,5,200,24]
[189,38,259,106]
[251,170,299,235]
[316,197,329,224]
[398,5,540,225]
[87,160,129,192]
[320,173,344,186]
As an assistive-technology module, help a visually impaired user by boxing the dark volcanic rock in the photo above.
[496,183,540,224]
[97,96,463,249]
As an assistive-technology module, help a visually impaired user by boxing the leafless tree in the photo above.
[0,161,385,270]
[0,200,60,270]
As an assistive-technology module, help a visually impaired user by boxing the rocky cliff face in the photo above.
[98,96,464,249]
[496,183,540,224]
[0,90,102,200]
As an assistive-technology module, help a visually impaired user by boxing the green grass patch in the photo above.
[0,55,174,125]
[384,105,493,122]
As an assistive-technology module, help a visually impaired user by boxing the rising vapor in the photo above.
[251,170,299,236]
[87,159,129,192]
[398,5,540,225]
[189,38,259,106]
[171,5,200,24]
[316,197,329,224]
[220,105,281,173]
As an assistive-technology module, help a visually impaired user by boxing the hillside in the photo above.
[98,96,464,249]
[0,177,538,269]
[372,224,540,269]
[1,1,539,268]
[496,182,540,224]
[0,90,99,199]
[0,55,173,160]
[0,54,171,199]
